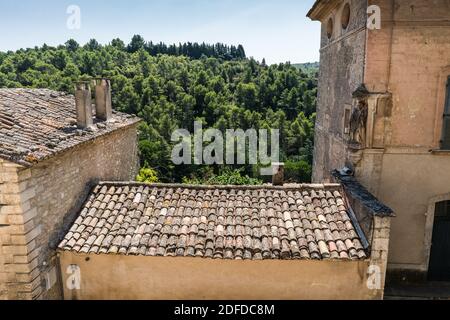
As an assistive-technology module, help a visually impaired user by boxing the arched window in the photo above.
[326,17,334,39]
[341,3,351,30]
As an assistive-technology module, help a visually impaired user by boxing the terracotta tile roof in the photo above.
[58,182,368,260]
[0,88,141,167]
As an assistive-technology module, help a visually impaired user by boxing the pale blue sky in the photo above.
[0,0,320,64]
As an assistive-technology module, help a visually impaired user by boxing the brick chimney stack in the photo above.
[272,162,285,186]
[94,78,113,121]
[74,81,93,129]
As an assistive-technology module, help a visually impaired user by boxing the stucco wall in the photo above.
[378,152,450,270]
[59,253,379,300]
[0,124,140,300]
[312,0,368,183]
[364,0,450,272]
[366,0,450,148]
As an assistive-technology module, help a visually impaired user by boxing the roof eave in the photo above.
[331,170,395,217]
[307,0,338,21]
[95,180,344,191]
[0,117,142,168]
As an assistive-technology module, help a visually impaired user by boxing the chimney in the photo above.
[74,81,93,128]
[94,78,113,121]
[272,162,285,186]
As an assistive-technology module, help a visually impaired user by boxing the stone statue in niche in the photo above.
[349,100,368,146]
[348,84,369,148]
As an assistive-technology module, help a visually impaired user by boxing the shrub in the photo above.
[183,168,262,185]
[284,160,312,183]
[136,167,159,183]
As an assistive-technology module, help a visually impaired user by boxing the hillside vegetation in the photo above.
[0,36,317,184]
[292,62,319,77]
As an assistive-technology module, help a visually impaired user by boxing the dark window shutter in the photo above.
[442,77,450,149]
[446,77,450,114]
[442,117,450,149]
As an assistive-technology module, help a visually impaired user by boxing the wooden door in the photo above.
[428,201,450,281]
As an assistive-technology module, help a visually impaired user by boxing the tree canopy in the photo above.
[0,36,317,184]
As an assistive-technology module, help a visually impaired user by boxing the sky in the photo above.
[0,0,320,64]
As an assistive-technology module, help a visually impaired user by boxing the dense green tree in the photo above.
[65,39,79,52]
[127,35,146,53]
[111,38,125,50]
[0,37,317,183]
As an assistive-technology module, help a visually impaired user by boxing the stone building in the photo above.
[58,181,392,300]
[308,0,450,281]
[0,81,140,299]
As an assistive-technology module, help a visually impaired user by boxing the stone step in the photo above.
[385,282,450,300]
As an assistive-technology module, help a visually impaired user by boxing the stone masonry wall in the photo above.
[0,124,139,300]
[0,159,35,300]
[312,0,368,182]
[368,216,391,299]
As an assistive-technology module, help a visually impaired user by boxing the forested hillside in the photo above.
[293,62,319,77]
[0,36,317,184]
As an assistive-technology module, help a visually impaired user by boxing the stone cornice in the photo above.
[307,0,341,21]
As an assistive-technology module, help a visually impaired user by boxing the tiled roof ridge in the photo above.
[0,87,68,94]
[96,181,344,191]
